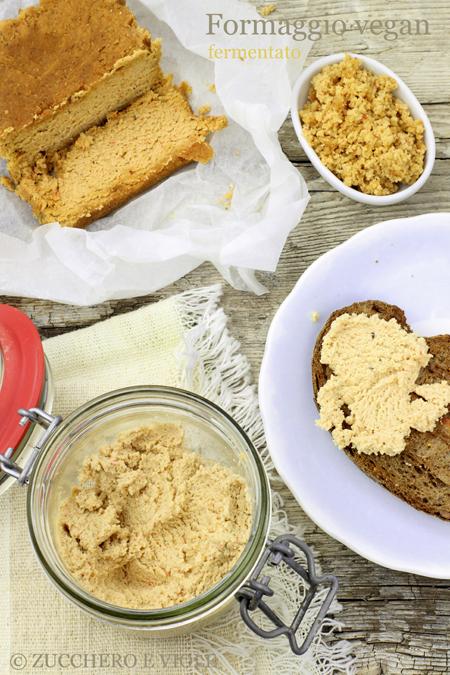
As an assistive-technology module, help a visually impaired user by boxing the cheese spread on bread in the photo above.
[316,313,450,456]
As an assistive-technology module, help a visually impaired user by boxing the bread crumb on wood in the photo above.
[258,4,277,16]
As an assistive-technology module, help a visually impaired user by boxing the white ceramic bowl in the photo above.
[291,52,436,206]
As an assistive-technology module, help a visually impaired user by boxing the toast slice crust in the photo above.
[312,301,450,520]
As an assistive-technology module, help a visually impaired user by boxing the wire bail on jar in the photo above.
[236,534,338,655]
[0,408,62,485]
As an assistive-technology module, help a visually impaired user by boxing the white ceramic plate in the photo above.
[291,53,436,206]
[259,213,450,578]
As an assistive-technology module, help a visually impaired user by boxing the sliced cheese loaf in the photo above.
[0,0,162,166]
[11,79,227,228]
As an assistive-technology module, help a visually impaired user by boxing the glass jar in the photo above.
[1,306,338,656]
[29,387,271,634]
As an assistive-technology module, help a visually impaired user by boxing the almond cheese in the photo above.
[316,313,450,456]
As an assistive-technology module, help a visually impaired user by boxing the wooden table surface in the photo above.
[1,1,449,673]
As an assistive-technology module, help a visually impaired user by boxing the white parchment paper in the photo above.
[0,0,311,305]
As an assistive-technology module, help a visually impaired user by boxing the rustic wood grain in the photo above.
[1,1,449,673]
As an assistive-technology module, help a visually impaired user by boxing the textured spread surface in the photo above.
[0,0,153,134]
[316,312,450,456]
[312,301,450,520]
[58,424,252,610]
[12,80,227,227]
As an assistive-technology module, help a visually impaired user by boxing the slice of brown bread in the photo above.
[312,300,450,520]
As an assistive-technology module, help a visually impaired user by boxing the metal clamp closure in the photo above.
[236,534,338,656]
[0,408,62,486]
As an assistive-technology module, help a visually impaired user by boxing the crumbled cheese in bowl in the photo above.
[300,55,426,196]
[316,313,450,456]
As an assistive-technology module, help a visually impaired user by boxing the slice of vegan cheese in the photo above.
[12,79,227,228]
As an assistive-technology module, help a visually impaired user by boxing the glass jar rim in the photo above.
[27,385,272,625]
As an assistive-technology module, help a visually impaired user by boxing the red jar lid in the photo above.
[0,305,45,457]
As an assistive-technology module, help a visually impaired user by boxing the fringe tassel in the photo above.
[174,285,356,674]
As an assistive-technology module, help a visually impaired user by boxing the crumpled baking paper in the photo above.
[0,0,311,305]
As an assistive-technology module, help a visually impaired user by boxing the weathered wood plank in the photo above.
[250,0,450,106]
[293,159,450,193]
